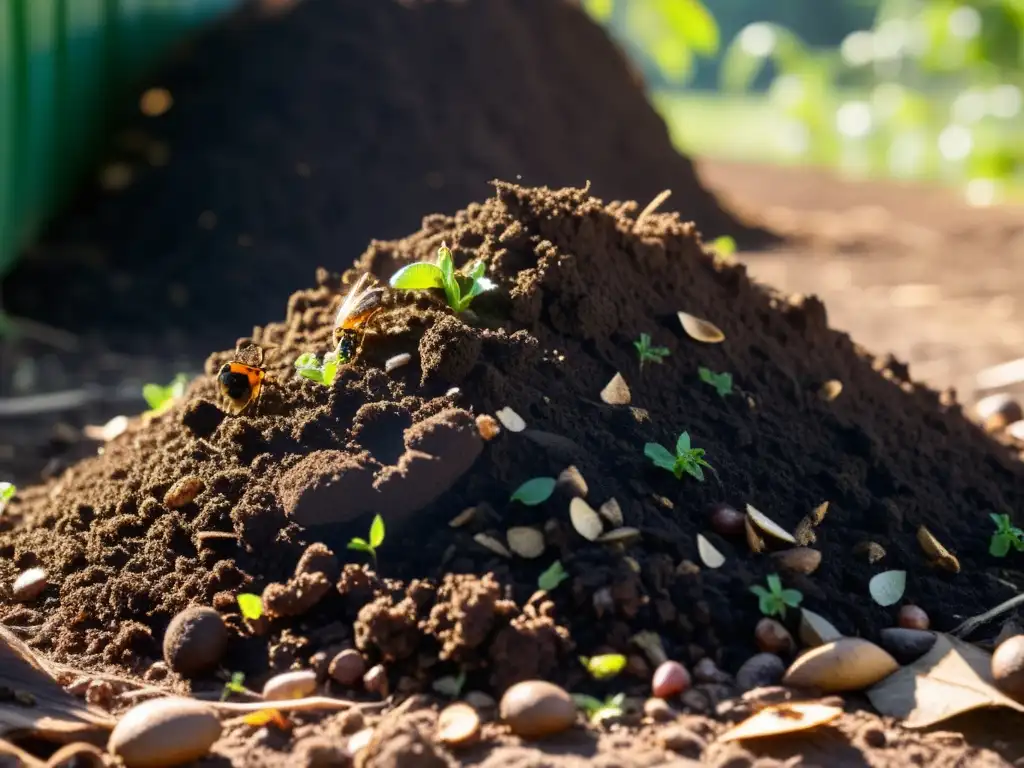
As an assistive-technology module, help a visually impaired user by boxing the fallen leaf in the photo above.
[868,632,1024,728]
[697,534,725,569]
[917,525,960,573]
[746,504,797,544]
[869,570,906,607]
[718,702,843,742]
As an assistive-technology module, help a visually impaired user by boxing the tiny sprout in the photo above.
[510,477,557,506]
[538,560,570,592]
[0,482,14,513]
[221,671,246,701]
[634,333,670,371]
[571,692,626,724]
[699,367,733,398]
[710,235,737,257]
[348,514,385,566]
[236,593,263,621]
[644,432,712,482]
[989,513,1024,558]
[580,654,627,680]
[142,373,189,415]
[750,574,803,618]
[389,243,495,313]
[294,347,341,387]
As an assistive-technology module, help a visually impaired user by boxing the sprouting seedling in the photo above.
[389,243,495,313]
[142,373,189,415]
[510,477,557,506]
[579,654,627,681]
[221,671,246,701]
[750,573,803,618]
[634,333,670,371]
[644,432,712,481]
[236,593,264,622]
[348,514,385,566]
[989,513,1024,558]
[0,482,14,514]
[571,692,626,724]
[710,235,737,256]
[538,560,569,592]
[294,347,341,387]
[699,367,733,398]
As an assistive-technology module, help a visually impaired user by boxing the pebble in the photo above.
[499,680,577,738]
[992,635,1024,701]
[735,653,785,692]
[163,476,204,509]
[329,649,366,687]
[709,503,745,536]
[463,690,497,714]
[897,605,930,630]
[263,669,317,701]
[295,736,351,768]
[12,567,47,602]
[643,697,677,722]
[754,618,795,655]
[85,679,114,709]
[878,628,936,665]
[436,702,481,747]
[363,664,388,697]
[162,607,228,678]
[658,724,707,756]
[693,657,730,684]
[475,414,501,441]
[652,661,691,698]
[108,697,221,768]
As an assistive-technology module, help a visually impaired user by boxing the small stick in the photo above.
[204,696,388,714]
[635,189,672,229]
[950,592,1024,638]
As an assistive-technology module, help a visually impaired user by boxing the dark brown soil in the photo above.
[2,181,1023,766]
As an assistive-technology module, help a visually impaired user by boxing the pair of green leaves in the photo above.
[644,431,713,482]
[389,244,495,313]
[236,593,263,622]
[572,692,626,724]
[990,513,1024,558]
[294,347,341,387]
[750,573,803,618]
[142,373,190,415]
[538,560,569,592]
[699,366,733,397]
[348,514,386,565]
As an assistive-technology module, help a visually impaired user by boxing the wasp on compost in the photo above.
[333,272,385,363]
[217,344,267,415]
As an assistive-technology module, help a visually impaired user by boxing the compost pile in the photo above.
[2,182,1023,711]
[4,0,765,350]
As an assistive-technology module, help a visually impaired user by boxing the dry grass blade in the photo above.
[678,312,725,343]
[635,188,672,228]
[473,533,512,558]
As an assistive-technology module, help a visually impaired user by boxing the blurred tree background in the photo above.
[582,0,1024,201]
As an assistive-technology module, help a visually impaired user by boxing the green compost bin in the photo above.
[0,0,243,277]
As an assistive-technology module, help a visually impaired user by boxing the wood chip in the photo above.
[600,373,631,405]
[473,533,511,558]
[506,527,546,559]
[495,407,526,432]
[678,312,725,343]
[746,504,797,544]
[917,525,960,573]
[569,498,604,541]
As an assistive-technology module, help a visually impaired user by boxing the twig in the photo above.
[203,696,388,714]
[634,189,672,229]
[950,592,1024,638]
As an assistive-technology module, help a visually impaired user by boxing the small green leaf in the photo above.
[581,653,627,680]
[294,352,319,369]
[467,260,486,281]
[538,560,569,592]
[437,245,455,282]
[369,514,386,548]
[710,235,737,256]
[389,262,446,290]
[991,534,1011,558]
[766,573,782,594]
[0,482,14,506]
[684,463,705,482]
[296,367,325,384]
[644,443,676,470]
[510,477,557,506]
[781,589,803,608]
[321,357,340,385]
[236,593,264,621]
[222,671,246,700]
[869,570,907,607]
[749,585,770,600]
[432,670,467,698]
[571,693,605,715]
[347,538,370,552]
[675,432,691,455]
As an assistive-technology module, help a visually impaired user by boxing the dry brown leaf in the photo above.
[717,702,843,742]
[809,501,829,525]
[746,504,797,544]
[744,517,765,554]
[917,525,960,573]
[678,312,725,343]
[867,633,1024,728]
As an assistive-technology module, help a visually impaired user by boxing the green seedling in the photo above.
[142,373,189,416]
[750,574,803,618]
[294,347,341,387]
[236,593,264,622]
[221,671,246,701]
[644,432,712,481]
[538,560,570,592]
[634,333,670,371]
[0,482,14,514]
[579,654,627,681]
[510,477,557,506]
[699,367,733,398]
[389,243,495,313]
[710,235,737,257]
[989,514,1024,558]
[572,692,626,724]
[348,514,385,566]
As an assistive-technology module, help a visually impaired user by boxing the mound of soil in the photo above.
[1,182,1022,765]
[3,0,767,353]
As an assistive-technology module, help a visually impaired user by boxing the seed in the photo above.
[473,533,512,558]
[818,380,843,401]
[975,393,1023,433]
[678,312,725,343]
[744,517,765,554]
[600,373,632,405]
[506,527,546,559]
[363,664,388,697]
[329,649,366,686]
[499,680,576,738]
[754,618,795,655]
[108,697,220,768]
[651,661,691,698]
[449,507,476,528]
[782,638,899,692]
[385,352,411,373]
[710,503,745,536]
[596,527,640,544]
[162,607,228,678]
[556,466,588,497]
[770,547,822,575]
[569,497,604,541]
[347,727,375,756]
[897,605,929,631]
[163,476,204,509]
[643,697,677,722]
[598,498,624,527]
[436,702,481,747]
[878,628,936,665]
[991,635,1024,701]
[475,414,501,441]
[495,407,526,432]
[263,669,317,701]
[12,567,47,602]
[916,525,960,572]
[696,535,725,569]
[746,504,797,544]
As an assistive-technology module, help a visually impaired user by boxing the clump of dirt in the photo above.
[1,182,1023,765]
[3,0,769,353]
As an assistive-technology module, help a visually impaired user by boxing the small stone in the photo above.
[679,688,710,714]
[878,628,936,665]
[693,657,730,684]
[263,670,317,701]
[108,697,221,768]
[897,605,930,631]
[436,702,481,747]
[163,476,204,508]
[735,653,785,693]
[992,635,1024,701]
[296,736,351,767]
[12,567,47,602]
[329,649,366,687]
[709,504,745,536]
[644,697,677,722]
[859,725,887,749]
[385,353,412,374]
[658,724,707,756]
[162,607,228,678]
[463,690,497,714]
[754,618,795,655]
[85,680,114,709]
[556,465,588,498]
[476,414,501,441]
[499,680,577,738]
[652,661,691,698]
[363,664,388,697]
[309,651,330,681]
